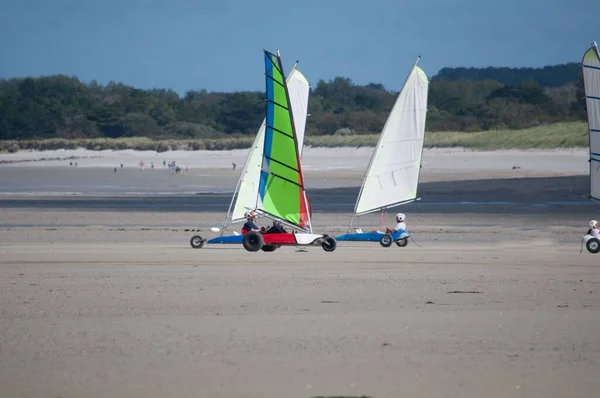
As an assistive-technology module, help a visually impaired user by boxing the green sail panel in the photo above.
[257,50,309,230]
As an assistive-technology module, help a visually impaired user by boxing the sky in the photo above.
[1,0,599,95]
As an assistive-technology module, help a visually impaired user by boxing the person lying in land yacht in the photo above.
[356,213,407,235]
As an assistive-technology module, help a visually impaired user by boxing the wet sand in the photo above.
[1,148,599,397]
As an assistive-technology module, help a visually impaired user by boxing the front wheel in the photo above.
[380,234,393,248]
[396,238,408,247]
[322,236,337,252]
[243,231,264,252]
[587,237,600,254]
[190,235,205,249]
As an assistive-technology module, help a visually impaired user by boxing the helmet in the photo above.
[245,211,255,219]
[396,213,405,221]
[590,220,598,228]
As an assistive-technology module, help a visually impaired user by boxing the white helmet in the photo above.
[396,213,405,221]
[245,211,255,219]
[590,220,598,228]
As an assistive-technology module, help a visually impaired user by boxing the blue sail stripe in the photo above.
[583,64,600,71]
[259,52,276,202]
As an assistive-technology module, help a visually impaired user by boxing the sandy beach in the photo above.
[1,147,599,398]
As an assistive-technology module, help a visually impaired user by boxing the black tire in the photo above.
[380,234,393,248]
[261,245,277,252]
[587,237,600,254]
[190,235,205,249]
[322,236,337,252]
[396,238,408,247]
[243,231,264,252]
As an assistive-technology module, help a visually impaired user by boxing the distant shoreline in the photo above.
[0,121,589,154]
[0,146,589,170]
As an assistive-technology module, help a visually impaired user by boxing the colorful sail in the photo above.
[229,67,310,223]
[354,59,429,215]
[583,41,600,201]
[256,50,309,230]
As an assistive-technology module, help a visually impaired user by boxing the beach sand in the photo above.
[0,148,599,398]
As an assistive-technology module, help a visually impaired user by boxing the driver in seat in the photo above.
[360,213,406,235]
[263,220,287,234]
[242,211,262,234]
[385,213,407,234]
[242,211,288,235]
[588,220,600,236]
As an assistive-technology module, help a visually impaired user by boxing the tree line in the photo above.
[0,62,587,141]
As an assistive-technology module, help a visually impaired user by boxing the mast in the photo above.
[413,56,427,205]
[220,176,243,235]
[593,41,600,201]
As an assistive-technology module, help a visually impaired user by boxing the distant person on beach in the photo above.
[232,162,236,170]
[114,167,117,174]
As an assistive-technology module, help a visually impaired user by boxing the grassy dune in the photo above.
[425,121,587,150]
[0,122,588,153]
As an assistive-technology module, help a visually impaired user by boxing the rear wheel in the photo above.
[243,231,264,252]
[190,235,205,249]
[380,234,393,248]
[396,238,408,247]
[261,244,277,252]
[587,237,600,254]
[322,236,337,252]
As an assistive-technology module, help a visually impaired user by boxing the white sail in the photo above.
[287,68,310,152]
[354,60,429,216]
[583,41,600,201]
[229,67,310,223]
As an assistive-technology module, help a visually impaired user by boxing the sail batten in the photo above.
[584,41,600,201]
[353,61,429,216]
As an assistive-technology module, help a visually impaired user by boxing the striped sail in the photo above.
[229,67,310,223]
[256,50,309,231]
